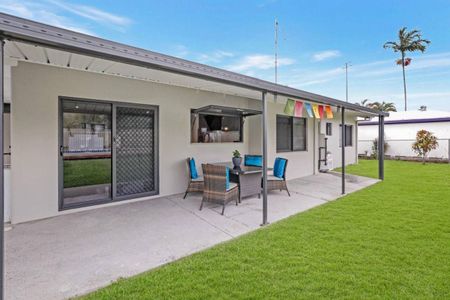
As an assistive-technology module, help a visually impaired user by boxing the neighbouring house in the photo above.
[0,13,387,225]
[358,110,450,161]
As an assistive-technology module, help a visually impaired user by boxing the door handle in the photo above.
[59,145,64,157]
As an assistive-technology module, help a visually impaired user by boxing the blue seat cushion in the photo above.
[273,157,286,178]
[245,155,262,167]
[226,167,230,190]
[189,159,198,179]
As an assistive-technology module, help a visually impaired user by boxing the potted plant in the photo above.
[232,150,242,167]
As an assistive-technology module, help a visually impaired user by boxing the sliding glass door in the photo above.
[59,98,158,210]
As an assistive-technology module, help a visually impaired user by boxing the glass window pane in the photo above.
[191,113,242,143]
[293,117,307,151]
[277,115,292,151]
[326,122,332,136]
[345,125,353,146]
[62,100,112,207]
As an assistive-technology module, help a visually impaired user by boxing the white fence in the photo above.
[358,138,450,161]
[63,128,111,153]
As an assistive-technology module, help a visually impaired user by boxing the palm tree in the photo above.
[368,101,397,112]
[384,27,430,111]
[356,99,397,112]
[358,99,370,107]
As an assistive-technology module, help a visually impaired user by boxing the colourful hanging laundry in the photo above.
[318,105,324,119]
[325,105,333,118]
[294,101,303,117]
[284,99,295,115]
[312,104,320,118]
[304,103,313,117]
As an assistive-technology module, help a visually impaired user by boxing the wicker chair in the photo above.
[200,164,239,215]
[266,158,290,196]
[183,158,203,199]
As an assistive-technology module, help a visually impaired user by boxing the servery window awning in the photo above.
[192,105,261,117]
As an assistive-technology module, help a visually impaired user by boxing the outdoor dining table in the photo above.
[211,162,263,201]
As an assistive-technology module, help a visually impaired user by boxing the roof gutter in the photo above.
[0,12,387,117]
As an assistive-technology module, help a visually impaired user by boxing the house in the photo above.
[0,12,390,298]
[0,12,387,226]
[358,110,450,161]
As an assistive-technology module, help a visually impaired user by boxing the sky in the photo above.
[1,0,450,111]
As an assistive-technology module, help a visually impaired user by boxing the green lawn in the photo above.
[64,158,111,188]
[80,160,450,299]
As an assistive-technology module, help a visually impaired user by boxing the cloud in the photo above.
[402,91,450,99]
[226,54,295,72]
[0,1,95,34]
[275,51,450,110]
[197,50,234,64]
[281,67,343,88]
[0,2,33,18]
[284,52,450,90]
[171,45,190,58]
[312,50,341,61]
[47,0,131,28]
[0,0,132,34]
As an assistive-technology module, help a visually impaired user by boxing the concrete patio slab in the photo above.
[5,172,378,300]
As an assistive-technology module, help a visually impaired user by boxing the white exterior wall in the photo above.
[10,61,358,223]
[358,122,450,159]
[248,101,358,179]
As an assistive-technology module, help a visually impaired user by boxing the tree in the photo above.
[357,99,370,107]
[356,99,397,112]
[412,130,438,164]
[368,101,397,112]
[384,27,430,111]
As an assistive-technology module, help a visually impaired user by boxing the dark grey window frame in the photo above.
[276,115,307,153]
[190,110,244,143]
[58,96,160,211]
[339,124,353,147]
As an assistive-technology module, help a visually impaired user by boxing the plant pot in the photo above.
[232,157,242,168]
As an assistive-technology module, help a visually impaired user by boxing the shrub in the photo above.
[371,137,389,158]
[412,130,438,164]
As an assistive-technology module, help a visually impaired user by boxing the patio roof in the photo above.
[0,12,387,117]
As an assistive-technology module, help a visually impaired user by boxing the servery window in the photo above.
[276,115,307,152]
[191,112,243,143]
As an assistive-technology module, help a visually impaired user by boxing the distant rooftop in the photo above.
[383,110,450,121]
[359,110,450,125]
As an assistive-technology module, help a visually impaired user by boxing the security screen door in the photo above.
[60,98,158,209]
[114,105,157,198]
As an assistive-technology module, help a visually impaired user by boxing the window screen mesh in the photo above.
[115,107,155,197]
